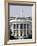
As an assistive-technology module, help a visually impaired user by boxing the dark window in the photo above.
[17,24,18,29]
[20,24,23,29]
[13,24,15,29]
[27,24,29,35]
[27,24,29,29]
[24,24,26,36]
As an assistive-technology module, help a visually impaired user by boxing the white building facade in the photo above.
[9,17,32,39]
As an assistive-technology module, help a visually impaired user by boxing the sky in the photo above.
[9,5,32,18]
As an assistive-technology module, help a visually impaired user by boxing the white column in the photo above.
[26,24,28,37]
[29,24,32,35]
[18,24,20,37]
[14,24,17,37]
[29,24,30,34]
[11,24,14,36]
[22,24,24,36]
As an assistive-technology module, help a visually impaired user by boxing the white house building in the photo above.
[9,17,32,39]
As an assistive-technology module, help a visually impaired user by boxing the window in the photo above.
[5,1,36,45]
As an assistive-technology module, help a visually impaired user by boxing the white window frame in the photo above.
[5,0,36,45]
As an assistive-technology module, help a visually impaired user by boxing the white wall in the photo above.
[0,0,37,46]
[0,0,5,46]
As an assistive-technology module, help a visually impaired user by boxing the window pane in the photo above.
[9,4,32,39]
